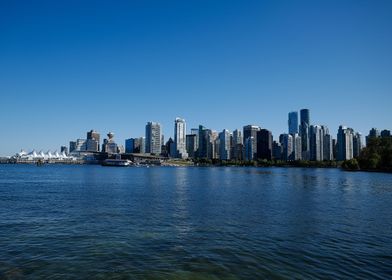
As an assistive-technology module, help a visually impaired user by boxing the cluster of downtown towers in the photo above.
[69,109,366,162]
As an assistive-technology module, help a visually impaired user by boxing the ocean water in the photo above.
[0,165,391,279]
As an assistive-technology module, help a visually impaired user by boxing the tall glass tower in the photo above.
[288,111,298,135]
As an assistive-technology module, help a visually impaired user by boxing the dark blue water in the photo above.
[0,165,391,279]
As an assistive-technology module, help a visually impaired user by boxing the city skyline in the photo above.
[1,1,392,155]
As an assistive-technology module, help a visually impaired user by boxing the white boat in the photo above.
[102,159,132,167]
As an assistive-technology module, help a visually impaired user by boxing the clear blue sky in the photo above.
[1,0,391,156]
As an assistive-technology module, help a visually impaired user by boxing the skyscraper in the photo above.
[293,133,302,160]
[299,109,310,160]
[219,129,231,160]
[86,130,100,152]
[256,129,273,161]
[323,128,333,161]
[244,136,256,161]
[145,122,162,155]
[281,134,293,161]
[353,132,362,158]
[197,125,211,159]
[310,125,323,161]
[186,134,197,158]
[190,128,199,151]
[174,117,188,159]
[243,125,260,160]
[337,125,354,161]
[232,129,243,160]
[288,111,299,135]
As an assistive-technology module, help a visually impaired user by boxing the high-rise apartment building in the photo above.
[145,122,162,155]
[337,125,354,161]
[174,118,188,159]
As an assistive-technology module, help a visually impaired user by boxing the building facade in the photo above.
[174,118,188,159]
[145,122,162,155]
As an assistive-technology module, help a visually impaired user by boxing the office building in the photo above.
[244,136,256,161]
[366,128,380,146]
[257,129,273,160]
[86,130,100,152]
[288,111,299,135]
[186,134,197,158]
[219,129,231,160]
[243,125,260,160]
[300,109,310,160]
[281,134,293,161]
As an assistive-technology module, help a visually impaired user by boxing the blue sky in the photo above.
[1,0,391,155]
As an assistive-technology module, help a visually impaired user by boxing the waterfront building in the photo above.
[310,125,323,161]
[69,141,76,153]
[219,129,231,160]
[337,126,354,161]
[293,133,302,160]
[102,132,118,154]
[231,129,243,160]
[190,128,199,150]
[244,136,256,161]
[186,134,197,158]
[256,129,273,161]
[139,137,146,154]
[174,118,188,159]
[86,130,100,152]
[273,141,283,160]
[281,134,293,161]
[197,125,212,159]
[75,139,87,152]
[243,125,260,160]
[125,138,135,153]
[332,139,338,160]
[145,122,162,155]
[288,111,299,135]
[165,138,175,157]
[353,132,362,158]
[381,129,391,137]
[300,108,310,160]
[323,132,333,161]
